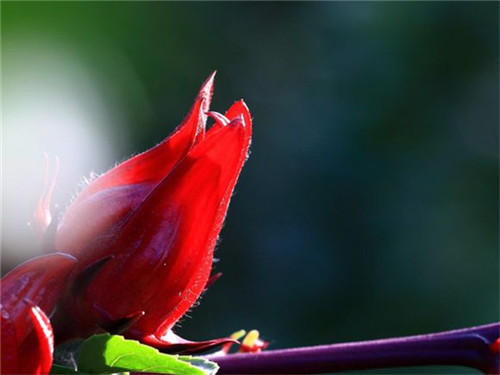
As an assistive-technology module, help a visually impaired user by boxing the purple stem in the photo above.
[207,322,500,374]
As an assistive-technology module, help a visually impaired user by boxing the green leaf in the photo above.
[77,334,219,375]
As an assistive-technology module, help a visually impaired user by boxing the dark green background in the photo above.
[2,2,498,374]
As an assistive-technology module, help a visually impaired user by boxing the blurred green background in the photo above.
[2,2,498,374]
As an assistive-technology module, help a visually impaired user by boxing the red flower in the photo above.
[48,73,252,352]
[1,253,76,374]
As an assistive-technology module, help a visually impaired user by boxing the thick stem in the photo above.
[208,323,500,374]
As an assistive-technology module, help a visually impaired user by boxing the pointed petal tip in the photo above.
[225,100,252,127]
[203,71,216,85]
[197,72,217,115]
[238,100,251,116]
[200,71,217,93]
[234,99,249,108]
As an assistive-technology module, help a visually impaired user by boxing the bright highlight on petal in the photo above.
[29,305,54,375]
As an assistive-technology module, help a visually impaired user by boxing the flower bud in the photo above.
[51,74,252,353]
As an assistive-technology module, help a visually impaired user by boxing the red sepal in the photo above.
[1,253,75,374]
[29,305,54,375]
[59,116,250,341]
[143,330,237,355]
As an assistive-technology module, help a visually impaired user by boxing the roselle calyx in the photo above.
[50,73,252,352]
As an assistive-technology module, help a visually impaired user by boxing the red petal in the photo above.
[57,75,216,255]
[66,116,251,339]
[1,253,76,345]
[1,288,60,374]
[225,100,252,127]
[29,305,54,375]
